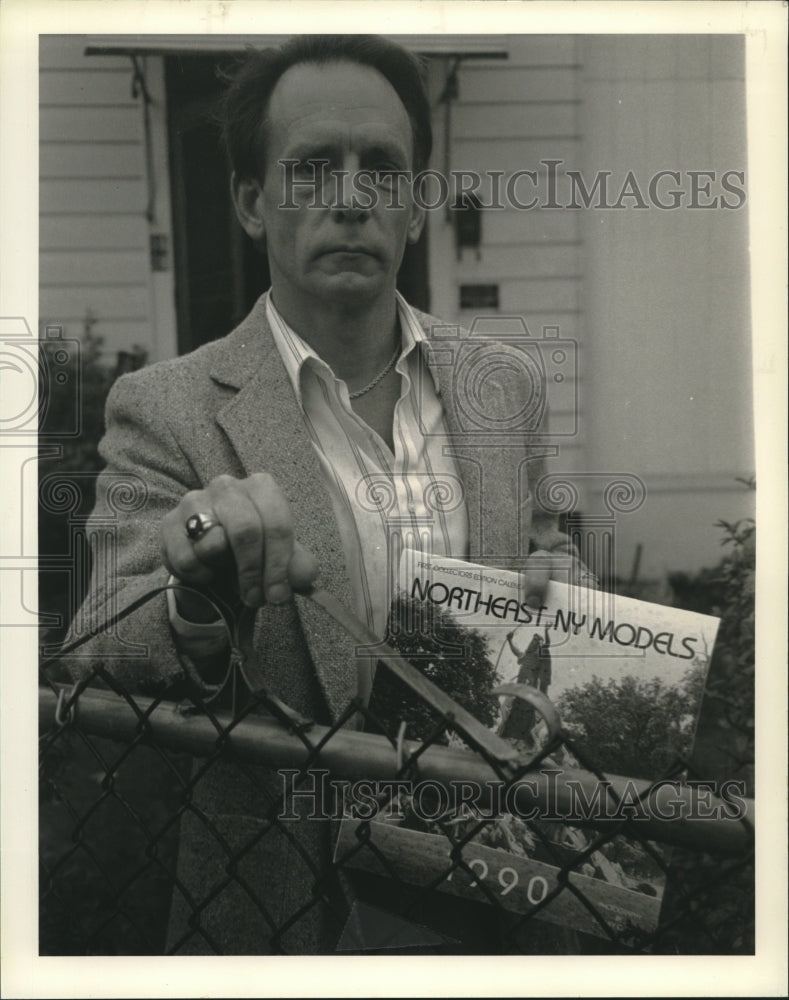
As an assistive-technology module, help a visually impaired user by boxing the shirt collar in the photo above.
[265,289,433,404]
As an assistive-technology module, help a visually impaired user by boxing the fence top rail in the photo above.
[39,683,754,856]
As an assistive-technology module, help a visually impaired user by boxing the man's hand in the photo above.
[160,473,319,615]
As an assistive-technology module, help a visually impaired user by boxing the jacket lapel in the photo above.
[209,298,358,722]
[417,324,526,563]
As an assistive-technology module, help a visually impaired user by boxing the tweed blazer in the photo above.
[65,293,574,954]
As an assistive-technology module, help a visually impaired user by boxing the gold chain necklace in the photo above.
[348,345,400,400]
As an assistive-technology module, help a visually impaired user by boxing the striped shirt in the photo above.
[266,291,469,637]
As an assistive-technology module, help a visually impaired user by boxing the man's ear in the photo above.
[406,202,426,245]
[231,171,266,244]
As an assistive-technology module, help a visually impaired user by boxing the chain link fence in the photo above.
[39,650,754,957]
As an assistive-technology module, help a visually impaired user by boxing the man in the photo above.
[506,629,552,695]
[66,35,588,954]
[499,630,553,746]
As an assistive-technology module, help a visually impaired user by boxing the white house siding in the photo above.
[426,35,587,508]
[39,36,175,365]
[577,36,753,579]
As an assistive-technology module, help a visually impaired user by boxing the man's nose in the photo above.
[328,155,368,220]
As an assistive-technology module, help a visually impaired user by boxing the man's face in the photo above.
[237,60,425,311]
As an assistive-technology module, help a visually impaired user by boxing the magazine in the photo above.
[334,550,721,940]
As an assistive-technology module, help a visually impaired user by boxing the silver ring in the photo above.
[185,511,218,542]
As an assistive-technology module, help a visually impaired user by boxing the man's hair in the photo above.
[219,34,433,181]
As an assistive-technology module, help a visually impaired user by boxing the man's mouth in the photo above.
[320,246,377,257]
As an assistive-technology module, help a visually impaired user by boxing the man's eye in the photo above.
[294,159,326,177]
[372,167,401,186]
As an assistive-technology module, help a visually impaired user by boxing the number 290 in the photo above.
[447,859,548,904]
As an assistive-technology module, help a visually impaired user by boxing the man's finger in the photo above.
[210,480,267,607]
[247,473,295,605]
[190,523,231,568]
[177,489,237,575]
[570,557,600,590]
[290,540,320,593]
[540,551,599,589]
[160,516,216,586]
[520,549,554,606]
[544,552,579,583]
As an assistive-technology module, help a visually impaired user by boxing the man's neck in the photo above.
[269,286,401,387]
